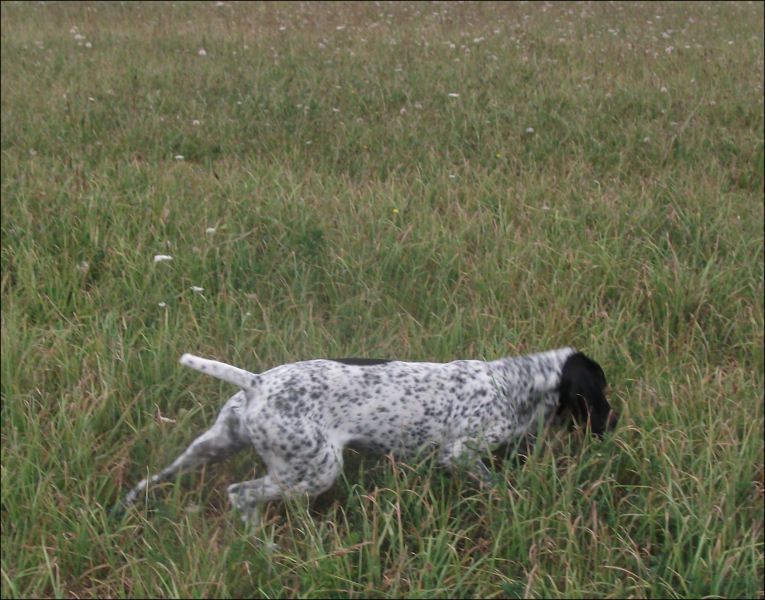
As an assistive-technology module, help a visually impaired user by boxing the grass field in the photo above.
[1,1,763,597]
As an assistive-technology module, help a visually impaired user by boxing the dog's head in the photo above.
[557,352,618,437]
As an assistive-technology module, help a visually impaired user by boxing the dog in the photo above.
[121,347,617,524]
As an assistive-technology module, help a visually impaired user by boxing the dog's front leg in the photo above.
[438,439,496,487]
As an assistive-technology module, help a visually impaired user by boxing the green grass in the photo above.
[1,1,763,597]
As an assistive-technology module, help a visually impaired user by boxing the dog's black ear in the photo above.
[558,353,616,437]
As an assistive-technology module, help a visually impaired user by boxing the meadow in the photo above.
[1,1,763,597]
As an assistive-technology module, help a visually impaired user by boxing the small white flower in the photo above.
[158,302,167,308]
[305,140,313,145]
[174,154,184,161]
[665,46,673,54]
[77,260,89,273]
[660,86,668,93]
[198,48,207,56]
[332,107,340,112]
[74,33,85,41]
[279,25,286,31]
[192,119,200,126]
[85,41,92,49]
[154,254,173,263]
[525,127,535,134]
[88,96,95,102]
[447,92,460,98]
[643,137,651,143]
[69,26,79,34]
[336,24,346,30]
[29,149,37,156]
[205,227,216,235]
[473,37,484,43]
[191,286,204,293]
[448,173,456,179]
[414,101,423,109]
[400,107,407,115]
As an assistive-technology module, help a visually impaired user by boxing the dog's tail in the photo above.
[180,354,259,391]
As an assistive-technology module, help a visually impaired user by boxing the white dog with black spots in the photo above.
[121,348,617,525]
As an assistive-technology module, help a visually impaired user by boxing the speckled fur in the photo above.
[122,347,615,523]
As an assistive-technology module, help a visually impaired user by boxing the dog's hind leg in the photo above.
[227,429,344,526]
[121,393,249,510]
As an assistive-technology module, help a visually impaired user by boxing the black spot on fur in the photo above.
[331,358,393,366]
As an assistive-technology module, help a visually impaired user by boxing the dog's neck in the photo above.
[489,347,577,408]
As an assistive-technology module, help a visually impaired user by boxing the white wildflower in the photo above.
[174,154,184,161]
[525,127,535,134]
[192,119,200,126]
[447,92,460,98]
[158,301,167,308]
[153,255,173,263]
[198,48,207,56]
[205,227,216,235]
[85,41,92,49]
[191,286,204,293]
